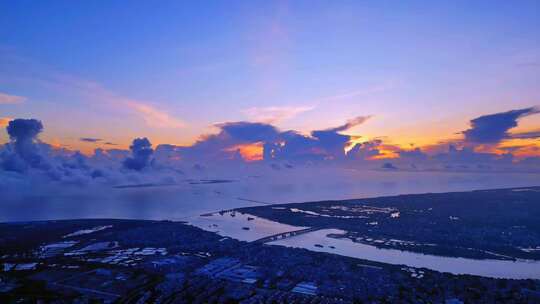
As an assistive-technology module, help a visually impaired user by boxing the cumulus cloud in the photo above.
[346,140,383,160]
[1,119,47,172]
[123,137,153,171]
[158,117,371,163]
[242,106,314,123]
[0,92,26,104]
[215,122,281,142]
[296,116,371,160]
[463,107,539,144]
[247,117,370,162]
[170,122,280,162]
[2,107,540,193]
[0,119,121,184]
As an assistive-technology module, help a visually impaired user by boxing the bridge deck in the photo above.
[252,227,321,244]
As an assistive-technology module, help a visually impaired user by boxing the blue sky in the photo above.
[0,0,539,153]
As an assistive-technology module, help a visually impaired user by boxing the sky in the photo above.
[0,0,539,160]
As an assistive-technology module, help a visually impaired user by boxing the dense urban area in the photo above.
[1,187,540,303]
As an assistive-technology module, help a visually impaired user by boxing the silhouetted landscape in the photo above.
[2,187,540,303]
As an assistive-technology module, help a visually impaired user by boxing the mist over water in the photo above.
[2,168,539,222]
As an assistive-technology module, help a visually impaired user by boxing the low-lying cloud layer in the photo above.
[80,137,102,143]
[0,107,539,191]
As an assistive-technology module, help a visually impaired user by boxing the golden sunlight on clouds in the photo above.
[490,138,540,159]
[0,117,12,128]
[225,142,264,162]
[369,146,400,160]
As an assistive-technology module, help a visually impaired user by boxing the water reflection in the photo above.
[189,211,305,242]
[269,229,540,280]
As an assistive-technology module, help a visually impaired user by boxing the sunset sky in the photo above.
[1,1,539,158]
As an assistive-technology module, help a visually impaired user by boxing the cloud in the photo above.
[166,117,371,163]
[171,122,281,162]
[264,131,321,162]
[215,122,281,142]
[123,137,153,171]
[293,116,371,160]
[6,119,43,141]
[126,101,185,129]
[508,130,540,140]
[309,130,350,159]
[398,148,428,161]
[434,145,511,166]
[0,92,26,104]
[80,137,102,143]
[346,140,383,160]
[3,106,540,188]
[325,115,372,133]
[463,107,540,144]
[242,106,314,123]
[1,118,46,172]
[263,117,372,162]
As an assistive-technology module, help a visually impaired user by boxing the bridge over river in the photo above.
[252,227,322,244]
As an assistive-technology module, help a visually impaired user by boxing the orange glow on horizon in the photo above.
[345,137,401,160]
[478,138,540,159]
[0,117,12,128]
[224,142,264,162]
[369,146,400,160]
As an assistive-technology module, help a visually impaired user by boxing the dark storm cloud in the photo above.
[463,107,539,144]
[1,118,47,172]
[182,117,372,162]
[0,119,104,181]
[123,137,153,171]
[310,130,350,158]
[215,122,280,142]
[303,116,371,160]
[264,131,321,161]
[80,137,102,143]
[266,117,372,162]
[168,122,280,161]
[6,118,43,140]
